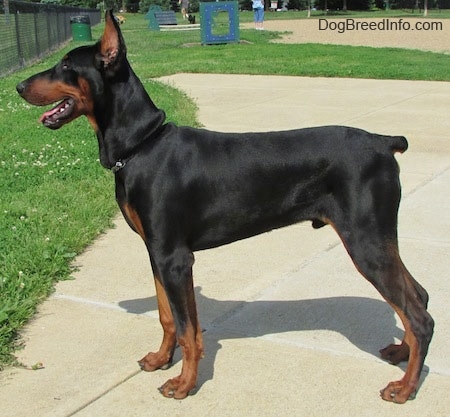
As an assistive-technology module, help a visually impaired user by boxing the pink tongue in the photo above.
[39,100,69,122]
[39,106,60,123]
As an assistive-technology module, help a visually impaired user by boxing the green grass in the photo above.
[239,8,450,21]
[120,13,450,81]
[1,10,450,367]
[0,42,199,366]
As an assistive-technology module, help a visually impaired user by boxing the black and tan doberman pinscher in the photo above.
[17,11,434,403]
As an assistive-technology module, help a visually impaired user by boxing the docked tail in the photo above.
[387,135,408,154]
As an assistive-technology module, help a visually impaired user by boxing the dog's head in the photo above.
[16,11,126,131]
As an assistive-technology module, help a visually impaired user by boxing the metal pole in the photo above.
[14,10,24,68]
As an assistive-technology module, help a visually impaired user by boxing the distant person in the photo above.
[252,0,264,30]
[179,0,189,20]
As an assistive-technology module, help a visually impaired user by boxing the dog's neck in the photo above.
[94,62,166,170]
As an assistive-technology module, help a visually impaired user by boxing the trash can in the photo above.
[70,15,92,41]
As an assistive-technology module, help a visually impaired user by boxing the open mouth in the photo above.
[39,98,75,129]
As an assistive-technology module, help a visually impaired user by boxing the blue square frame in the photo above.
[200,1,239,45]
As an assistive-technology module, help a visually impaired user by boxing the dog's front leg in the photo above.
[139,276,177,371]
[151,248,204,399]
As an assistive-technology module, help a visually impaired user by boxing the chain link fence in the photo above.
[0,1,101,77]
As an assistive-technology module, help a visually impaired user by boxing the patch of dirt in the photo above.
[246,18,450,53]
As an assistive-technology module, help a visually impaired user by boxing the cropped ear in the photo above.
[97,10,126,71]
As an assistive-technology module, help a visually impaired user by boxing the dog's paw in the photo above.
[138,352,172,372]
[380,380,416,403]
[380,342,410,365]
[158,376,196,399]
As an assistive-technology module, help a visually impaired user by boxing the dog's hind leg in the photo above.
[379,270,430,366]
[345,239,434,403]
[353,247,434,403]
[327,165,434,403]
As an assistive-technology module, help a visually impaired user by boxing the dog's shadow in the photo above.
[119,287,427,392]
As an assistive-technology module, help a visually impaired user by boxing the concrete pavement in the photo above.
[1,75,449,417]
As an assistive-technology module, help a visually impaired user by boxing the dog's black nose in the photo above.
[16,82,26,95]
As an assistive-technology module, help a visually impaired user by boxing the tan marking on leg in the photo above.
[122,203,146,241]
[159,320,202,399]
[159,279,203,399]
[139,276,177,371]
[381,278,424,403]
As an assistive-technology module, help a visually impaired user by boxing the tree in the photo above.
[240,0,254,11]
[315,0,373,10]
[139,0,171,13]
[287,0,308,9]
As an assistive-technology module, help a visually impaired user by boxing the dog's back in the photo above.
[123,124,406,250]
